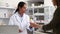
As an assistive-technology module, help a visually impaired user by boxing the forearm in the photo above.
[30,22,42,28]
[42,18,58,31]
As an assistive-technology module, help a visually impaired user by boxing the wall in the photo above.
[0,0,28,8]
[44,0,53,6]
[0,0,54,7]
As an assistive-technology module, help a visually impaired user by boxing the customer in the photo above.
[40,0,60,34]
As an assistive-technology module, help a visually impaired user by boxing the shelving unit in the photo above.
[28,0,55,25]
[27,5,55,24]
[0,6,15,24]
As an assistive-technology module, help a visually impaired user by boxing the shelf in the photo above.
[0,6,15,10]
[34,13,44,16]
[27,0,44,5]
[0,18,9,19]
[27,6,50,9]
[35,20,44,23]
[28,6,42,8]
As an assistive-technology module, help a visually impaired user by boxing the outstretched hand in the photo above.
[39,25,43,29]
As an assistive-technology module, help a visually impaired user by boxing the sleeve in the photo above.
[26,16,30,29]
[42,7,60,31]
[8,16,15,25]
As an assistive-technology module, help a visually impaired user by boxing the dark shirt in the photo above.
[43,7,60,34]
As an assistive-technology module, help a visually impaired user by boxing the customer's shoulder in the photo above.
[54,7,60,16]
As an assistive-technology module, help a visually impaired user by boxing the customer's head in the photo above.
[52,0,60,6]
[15,2,26,14]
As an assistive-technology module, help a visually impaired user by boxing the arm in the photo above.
[42,7,60,31]
[30,18,42,28]
[30,22,42,28]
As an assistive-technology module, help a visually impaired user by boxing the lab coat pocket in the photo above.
[22,21,27,30]
[14,22,21,29]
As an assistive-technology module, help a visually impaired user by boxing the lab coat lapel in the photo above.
[20,13,26,28]
[15,12,21,23]
[15,12,23,29]
[15,12,26,29]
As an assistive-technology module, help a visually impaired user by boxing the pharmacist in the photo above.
[9,2,41,34]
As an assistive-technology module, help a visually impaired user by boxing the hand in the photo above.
[19,29,22,33]
[39,25,43,28]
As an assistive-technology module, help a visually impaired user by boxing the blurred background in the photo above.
[0,0,56,34]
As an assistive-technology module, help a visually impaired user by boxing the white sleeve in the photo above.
[8,16,14,25]
[26,16,30,29]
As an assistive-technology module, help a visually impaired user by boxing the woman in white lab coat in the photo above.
[9,2,41,34]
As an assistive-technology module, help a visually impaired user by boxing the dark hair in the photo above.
[56,0,60,6]
[15,2,26,13]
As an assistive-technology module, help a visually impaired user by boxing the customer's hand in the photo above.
[19,29,22,33]
[39,25,43,29]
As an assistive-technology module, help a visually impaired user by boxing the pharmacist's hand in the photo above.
[19,29,22,33]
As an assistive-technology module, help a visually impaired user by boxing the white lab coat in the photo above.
[9,12,30,34]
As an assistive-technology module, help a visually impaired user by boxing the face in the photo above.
[19,4,27,14]
[52,0,57,6]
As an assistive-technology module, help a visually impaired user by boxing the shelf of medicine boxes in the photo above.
[27,6,45,23]
[0,6,15,19]
[36,9,44,23]
[33,6,53,24]
[27,6,45,15]
[34,14,44,23]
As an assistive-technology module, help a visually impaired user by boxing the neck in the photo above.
[20,13,23,17]
[18,11,23,17]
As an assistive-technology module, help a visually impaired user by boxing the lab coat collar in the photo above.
[15,12,26,23]
[16,12,25,18]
